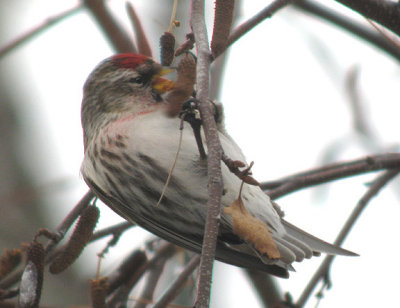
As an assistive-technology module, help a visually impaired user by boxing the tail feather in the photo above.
[282,219,358,256]
[274,237,306,262]
[283,233,313,259]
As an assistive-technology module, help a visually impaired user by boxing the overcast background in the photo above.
[1,0,400,307]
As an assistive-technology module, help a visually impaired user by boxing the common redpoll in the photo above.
[81,53,356,277]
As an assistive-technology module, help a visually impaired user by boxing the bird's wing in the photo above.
[85,178,290,277]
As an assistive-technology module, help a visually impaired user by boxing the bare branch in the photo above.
[261,153,400,199]
[222,0,294,57]
[333,0,400,36]
[46,190,95,253]
[84,0,136,53]
[91,221,134,242]
[295,0,400,62]
[126,2,152,57]
[106,242,176,306]
[153,254,200,308]
[296,168,400,307]
[0,5,81,59]
[0,192,94,290]
[107,249,147,295]
[132,255,167,308]
[49,205,99,274]
[191,0,224,306]
[245,269,284,307]
[345,66,372,137]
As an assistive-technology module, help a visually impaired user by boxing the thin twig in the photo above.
[90,221,134,242]
[45,190,95,253]
[106,242,176,306]
[296,169,400,307]
[153,254,200,308]
[220,0,294,58]
[191,0,224,307]
[0,218,131,292]
[0,5,81,59]
[365,18,400,51]
[294,0,400,62]
[84,0,136,53]
[132,255,168,308]
[261,153,400,199]
[168,0,179,33]
[345,66,372,137]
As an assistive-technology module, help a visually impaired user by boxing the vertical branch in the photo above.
[126,2,152,57]
[191,0,224,307]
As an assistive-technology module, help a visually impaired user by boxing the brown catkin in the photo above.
[49,205,99,274]
[160,32,176,66]
[0,248,22,280]
[211,0,235,58]
[165,53,196,117]
[175,33,195,57]
[89,277,109,308]
[18,241,45,308]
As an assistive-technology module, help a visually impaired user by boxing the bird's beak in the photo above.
[151,68,175,94]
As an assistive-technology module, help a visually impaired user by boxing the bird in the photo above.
[80,53,356,278]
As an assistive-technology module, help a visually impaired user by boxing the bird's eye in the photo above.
[129,77,144,84]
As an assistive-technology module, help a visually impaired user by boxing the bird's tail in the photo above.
[282,219,358,256]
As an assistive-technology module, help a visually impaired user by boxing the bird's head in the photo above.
[81,53,174,147]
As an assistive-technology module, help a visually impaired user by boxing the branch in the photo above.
[107,249,148,295]
[0,5,81,59]
[84,0,137,53]
[296,168,400,307]
[0,192,94,290]
[221,0,294,57]
[333,0,400,37]
[261,153,400,199]
[345,66,372,138]
[153,254,200,308]
[45,190,95,253]
[132,253,168,308]
[106,242,176,306]
[295,0,400,62]
[126,2,152,57]
[90,221,133,243]
[191,1,224,307]
[244,269,284,307]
